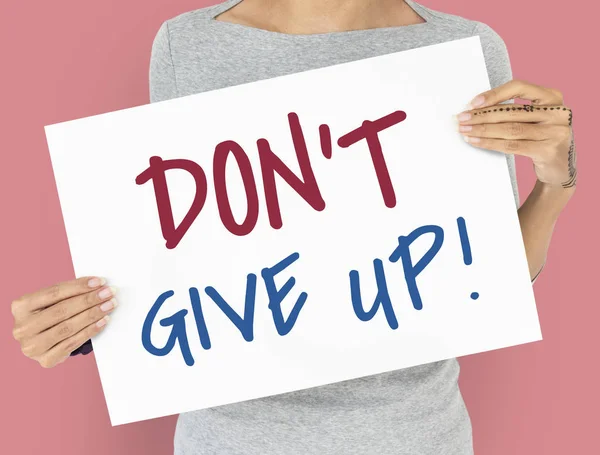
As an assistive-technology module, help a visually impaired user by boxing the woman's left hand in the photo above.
[456,79,577,189]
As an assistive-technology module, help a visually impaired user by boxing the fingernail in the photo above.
[97,316,110,328]
[468,95,485,109]
[464,136,480,143]
[457,112,471,122]
[100,299,117,312]
[88,277,106,288]
[98,286,116,300]
[459,125,472,132]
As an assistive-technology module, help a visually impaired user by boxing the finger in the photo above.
[458,104,572,126]
[26,285,117,334]
[467,80,563,109]
[16,276,107,314]
[37,316,109,368]
[459,123,568,141]
[463,136,541,157]
[28,298,117,356]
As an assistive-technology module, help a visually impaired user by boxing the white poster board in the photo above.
[45,37,541,425]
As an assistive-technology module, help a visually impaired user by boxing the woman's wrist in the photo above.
[534,179,576,215]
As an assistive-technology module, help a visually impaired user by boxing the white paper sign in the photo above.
[45,37,541,425]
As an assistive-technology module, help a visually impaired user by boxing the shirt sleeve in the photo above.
[70,339,93,356]
[474,22,520,209]
[149,21,179,103]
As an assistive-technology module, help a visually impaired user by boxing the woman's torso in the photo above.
[149,1,519,453]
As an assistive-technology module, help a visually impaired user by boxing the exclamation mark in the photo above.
[457,217,479,300]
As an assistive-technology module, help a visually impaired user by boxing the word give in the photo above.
[141,217,476,366]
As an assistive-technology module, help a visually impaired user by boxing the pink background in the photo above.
[0,1,597,453]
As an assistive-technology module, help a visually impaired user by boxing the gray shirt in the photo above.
[149,1,519,453]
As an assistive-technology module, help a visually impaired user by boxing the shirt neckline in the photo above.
[207,0,436,40]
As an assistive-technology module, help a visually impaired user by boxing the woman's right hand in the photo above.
[11,277,117,368]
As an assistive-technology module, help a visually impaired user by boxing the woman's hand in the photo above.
[11,277,117,368]
[457,79,577,189]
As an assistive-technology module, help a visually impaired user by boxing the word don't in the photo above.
[136,110,407,248]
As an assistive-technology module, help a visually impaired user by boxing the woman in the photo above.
[11,1,576,453]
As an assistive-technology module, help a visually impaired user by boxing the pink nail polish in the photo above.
[459,125,472,132]
[97,316,109,328]
[98,286,115,300]
[457,112,471,122]
[88,277,105,288]
[468,95,485,109]
[100,299,116,312]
